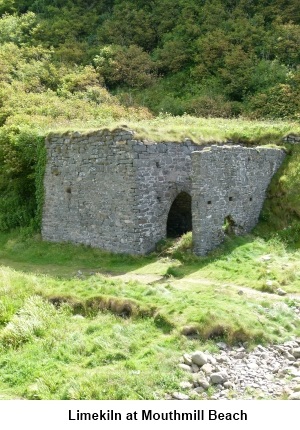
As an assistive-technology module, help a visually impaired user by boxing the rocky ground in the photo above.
[171,339,300,400]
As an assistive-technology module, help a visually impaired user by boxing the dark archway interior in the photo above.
[167,192,192,237]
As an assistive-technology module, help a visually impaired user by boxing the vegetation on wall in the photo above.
[256,144,300,247]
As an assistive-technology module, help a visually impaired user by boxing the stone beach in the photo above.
[172,339,300,400]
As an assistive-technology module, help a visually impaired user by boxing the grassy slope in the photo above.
[0,230,299,400]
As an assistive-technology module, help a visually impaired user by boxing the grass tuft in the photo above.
[0,296,58,347]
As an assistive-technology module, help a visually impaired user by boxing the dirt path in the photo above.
[112,271,300,302]
[109,272,164,284]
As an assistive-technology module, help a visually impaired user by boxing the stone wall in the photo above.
[42,129,196,254]
[192,146,285,255]
[42,129,285,255]
[42,129,140,254]
[132,139,196,253]
[283,134,300,144]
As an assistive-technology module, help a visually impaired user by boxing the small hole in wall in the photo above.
[223,215,236,235]
[66,187,72,194]
[229,197,233,201]
[250,197,253,201]
[207,201,212,205]
[156,161,160,168]
[248,157,251,161]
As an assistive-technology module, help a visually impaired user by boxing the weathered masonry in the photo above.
[192,146,285,255]
[42,129,285,255]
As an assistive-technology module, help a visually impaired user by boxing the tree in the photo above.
[94,45,156,88]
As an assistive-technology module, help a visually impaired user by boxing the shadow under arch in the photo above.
[166,192,192,238]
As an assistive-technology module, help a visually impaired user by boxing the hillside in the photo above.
[0,0,299,122]
[0,0,299,401]
[0,228,299,400]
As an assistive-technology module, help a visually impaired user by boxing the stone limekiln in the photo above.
[42,128,285,255]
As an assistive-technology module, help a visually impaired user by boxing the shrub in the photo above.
[185,94,235,118]
[246,83,300,120]
[94,45,157,89]
[0,126,45,231]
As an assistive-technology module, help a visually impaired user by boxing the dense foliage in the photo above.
[0,0,299,118]
[0,126,44,231]
[0,1,299,231]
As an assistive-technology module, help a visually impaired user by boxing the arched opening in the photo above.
[167,192,192,238]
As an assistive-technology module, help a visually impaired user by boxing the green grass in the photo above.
[0,229,299,399]
[7,113,298,147]
[1,230,299,293]
[121,115,300,145]
[41,115,300,146]
[0,231,149,277]
[0,300,185,400]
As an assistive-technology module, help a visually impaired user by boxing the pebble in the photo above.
[216,342,228,350]
[178,363,192,372]
[177,339,300,399]
[193,386,205,394]
[183,353,192,366]
[191,351,208,366]
[210,372,228,385]
[191,364,200,373]
[198,379,210,390]
[179,381,193,390]
[261,255,272,261]
[288,392,300,400]
[276,288,287,296]
[202,363,213,374]
[293,348,300,359]
[172,392,190,400]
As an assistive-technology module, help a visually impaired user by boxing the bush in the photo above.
[185,94,236,118]
[94,45,157,89]
[58,66,103,95]
[246,83,300,120]
[0,126,45,231]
